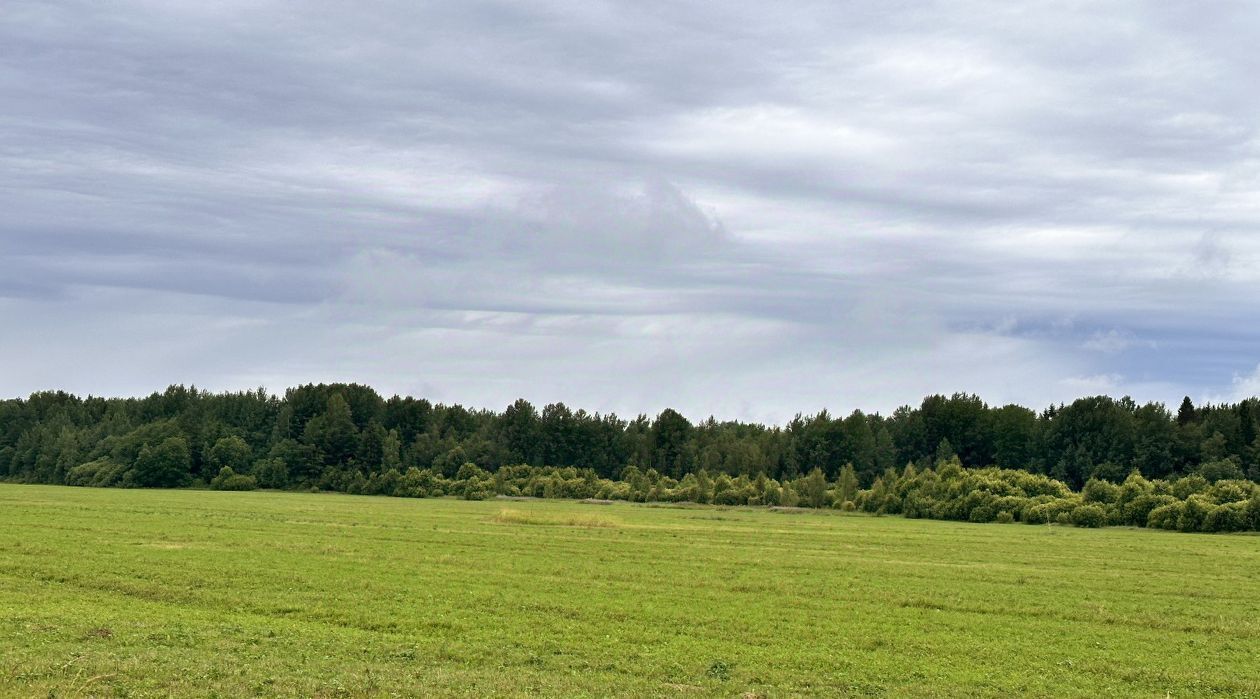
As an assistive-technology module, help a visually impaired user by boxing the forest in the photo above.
[2,384,1259,532]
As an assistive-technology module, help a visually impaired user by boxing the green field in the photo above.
[1,485,1257,698]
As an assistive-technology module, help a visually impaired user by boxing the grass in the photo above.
[0,484,1257,698]
[490,507,620,528]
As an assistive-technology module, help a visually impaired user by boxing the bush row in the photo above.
[66,453,1260,533]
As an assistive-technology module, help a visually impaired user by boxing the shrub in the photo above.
[900,492,932,518]
[364,469,401,496]
[993,496,1031,521]
[1202,502,1250,533]
[995,510,1014,524]
[252,457,289,489]
[455,462,490,481]
[1115,471,1153,503]
[1178,495,1214,532]
[210,466,258,491]
[1121,493,1176,527]
[66,458,128,488]
[1024,498,1078,525]
[1147,502,1182,530]
[1081,478,1120,504]
[965,492,1001,523]
[761,484,783,506]
[1172,475,1210,500]
[1206,480,1256,505]
[1070,504,1107,528]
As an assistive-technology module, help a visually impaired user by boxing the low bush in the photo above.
[1070,504,1107,528]
[210,467,257,491]
[1178,495,1214,532]
[66,459,128,488]
[1202,502,1251,533]
[1147,502,1182,530]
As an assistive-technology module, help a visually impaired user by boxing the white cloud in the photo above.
[1060,374,1125,395]
[1082,329,1145,354]
[1220,364,1260,404]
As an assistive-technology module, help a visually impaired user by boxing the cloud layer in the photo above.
[3,0,1260,420]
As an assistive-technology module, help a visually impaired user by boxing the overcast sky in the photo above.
[3,1,1260,421]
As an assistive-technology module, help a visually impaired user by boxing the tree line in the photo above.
[1,384,1258,530]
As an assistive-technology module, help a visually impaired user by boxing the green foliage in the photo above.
[210,466,258,491]
[1147,502,1183,530]
[1081,478,1120,504]
[798,467,829,508]
[252,457,289,489]
[302,394,359,466]
[835,463,859,506]
[1070,504,1107,528]
[1172,474,1209,500]
[1025,499,1079,525]
[129,436,192,488]
[3,384,1260,533]
[207,436,252,476]
[1178,495,1214,532]
[1089,461,1129,483]
[66,458,127,488]
[1202,501,1250,533]
[1121,493,1175,527]
[1198,458,1245,483]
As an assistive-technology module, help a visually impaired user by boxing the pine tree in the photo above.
[1177,396,1197,426]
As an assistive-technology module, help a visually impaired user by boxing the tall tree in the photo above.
[303,394,359,467]
[651,408,693,479]
[1177,396,1197,426]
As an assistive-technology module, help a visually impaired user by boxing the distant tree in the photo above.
[991,404,1038,470]
[357,421,388,471]
[252,457,289,489]
[1201,431,1229,462]
[500,399,541,465]
[207,435,252,475]
[1089,461,1128,483]
[129,436,191,488]
[1197,458,1245,483]
[799,467,829,508]
[1177,396,1197,426]
[872,423,897,473]
[268,438,321,483]
[302,394,359,466]
[1132,402,1175,479]
[432,446,467,477]
[836,463,859,505]
[381,429,402,472]
[651,409,693,479]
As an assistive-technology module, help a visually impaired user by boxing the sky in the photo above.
[3,1,1260,422]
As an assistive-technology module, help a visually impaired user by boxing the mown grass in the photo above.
[490,507,620,528]
[0,484,1257,698]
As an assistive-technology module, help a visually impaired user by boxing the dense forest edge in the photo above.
[3,384,1260,532]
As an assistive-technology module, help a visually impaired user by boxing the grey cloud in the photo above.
[2,0,1259,416]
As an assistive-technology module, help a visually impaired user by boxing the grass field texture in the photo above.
[1,485,1257,697]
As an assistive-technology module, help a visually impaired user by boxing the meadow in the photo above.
[1,485,1257,698]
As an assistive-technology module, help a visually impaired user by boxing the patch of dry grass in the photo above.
[490,507,619,528]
